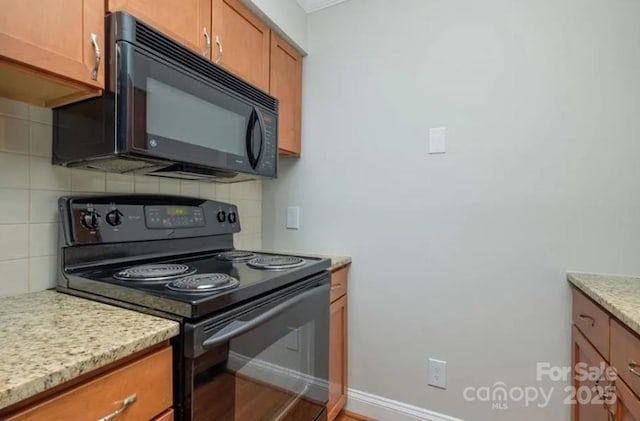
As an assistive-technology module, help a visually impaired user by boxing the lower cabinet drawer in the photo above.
[7,346,173,421]
[572,288,610,359]
[611,319,640,400]
[330,267,348,303]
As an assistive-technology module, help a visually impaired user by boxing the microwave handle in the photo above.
[202,284,327,349]
[246,109,264,169]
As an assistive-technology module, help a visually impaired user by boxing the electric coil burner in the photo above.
[248,256,306,270]
[57,195,331,421]
[114,263,196,281]
[167,273,239,293]
[216,250,258,262]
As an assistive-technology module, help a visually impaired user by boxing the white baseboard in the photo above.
[346,388,465,421]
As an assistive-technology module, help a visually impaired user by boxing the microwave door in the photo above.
[124,45,256,174]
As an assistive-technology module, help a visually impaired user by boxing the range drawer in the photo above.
[7,346,173,421]
[330,267,348,303]
[611,319,640,399]
[572,288,610,359]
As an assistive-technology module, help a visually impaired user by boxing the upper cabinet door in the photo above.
[0,0,104,105]
[212,0,270,91]
[269,33,302,156]
[109,0,212,58]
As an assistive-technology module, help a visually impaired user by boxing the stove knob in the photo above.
[228,212,237,224]
[106,209,123,226]
[81,210,100,230]
[216,210,226,223]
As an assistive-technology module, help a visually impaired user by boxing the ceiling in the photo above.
[296,0,349,13]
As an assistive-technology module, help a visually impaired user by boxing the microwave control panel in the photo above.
[258,113,277,175]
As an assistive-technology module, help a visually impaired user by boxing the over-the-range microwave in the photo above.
[53,12,278,182]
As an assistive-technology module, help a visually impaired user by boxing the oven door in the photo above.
[183,275,330,421]
[116,42,276,176]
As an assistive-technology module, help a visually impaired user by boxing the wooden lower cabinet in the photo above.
[328,266,349,420]
[572,326,610,421]
[0,0,105,107]
[572,287,640,421]
[3,345,173,421]
[617,379,640,421]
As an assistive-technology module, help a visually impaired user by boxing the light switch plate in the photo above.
[287,206,300,230]
[429,127,446,154]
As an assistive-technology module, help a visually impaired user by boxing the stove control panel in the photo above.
[60,195,241,244]
[145,206,205,229]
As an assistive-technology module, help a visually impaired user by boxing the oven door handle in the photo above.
[202,284,326,349]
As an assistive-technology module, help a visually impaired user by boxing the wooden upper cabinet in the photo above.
[0,0,104,107]
[269,33,302,156]
[212,0,270,91]
[108,0,212,59]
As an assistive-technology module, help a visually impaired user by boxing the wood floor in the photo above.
[336,410,377,421]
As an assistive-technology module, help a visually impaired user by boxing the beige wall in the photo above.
[0,98,262,297]
[262,0,640,419]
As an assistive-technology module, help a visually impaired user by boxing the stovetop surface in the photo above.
[65,250,330,319]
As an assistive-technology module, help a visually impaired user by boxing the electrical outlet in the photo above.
[429,127,446,154]
[428,358,447,389]
[286,206,300,230]
[283,328,300,351]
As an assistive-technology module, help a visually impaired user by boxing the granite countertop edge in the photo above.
[260,250,352,271]
[568,272,640,336]
[0,291,180,411]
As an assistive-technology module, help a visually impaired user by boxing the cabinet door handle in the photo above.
[203,27,211,58]
[97,394,137,421]
[629,362,640,377]
[215,35,223,64]
[90,33,101,81]
[578,314,595,327]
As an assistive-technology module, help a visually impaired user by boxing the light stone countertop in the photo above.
[0,291,179,411]
[261,250,352,271]
[568,272,640,336]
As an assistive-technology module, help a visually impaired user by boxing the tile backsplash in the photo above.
[0,98,262,297]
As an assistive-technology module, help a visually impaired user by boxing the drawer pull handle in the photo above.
[90,33,101,81]
[578,314,595,327]
[331,284,342,290]
[628,362,640,377]
[97,394,137,421]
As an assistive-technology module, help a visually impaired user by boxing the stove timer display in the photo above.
[166,207,187,216]
[145,206,205,229]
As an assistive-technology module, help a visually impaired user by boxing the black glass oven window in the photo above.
[146,78,247,156]
[192,319,326,421]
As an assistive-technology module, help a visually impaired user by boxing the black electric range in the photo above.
[57,195,330,421]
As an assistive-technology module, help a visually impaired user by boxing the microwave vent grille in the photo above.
[134,22,277,113]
